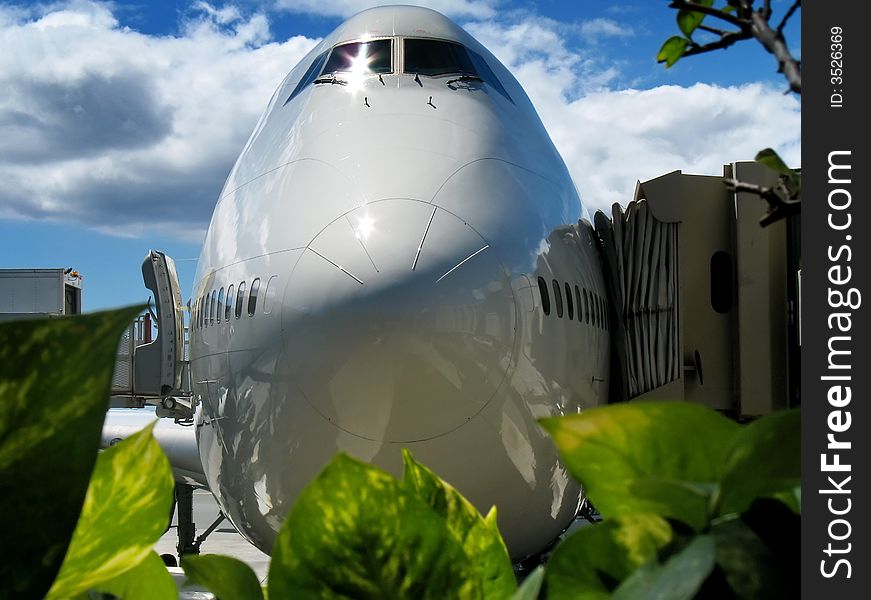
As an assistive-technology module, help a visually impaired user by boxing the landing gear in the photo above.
[173,483,227,558]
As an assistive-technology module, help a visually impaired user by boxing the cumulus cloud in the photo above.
[0,1,317,241]
[466,17,801,212]
[0,1,800,239]
[578,18,633,42]
[273,0,500,19]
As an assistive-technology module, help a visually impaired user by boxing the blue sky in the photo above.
[0,0,801,311]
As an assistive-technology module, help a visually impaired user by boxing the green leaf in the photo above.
[546,514,672,600]
[540,402,739,527]
[657,36,690,67]
[628,479,713,532]
[182,554,264,600]
[711,516,789,600]
[612,535,716,600]
[93,551,177,600]
[45,421,175,599]
[268,453,482,599]
[0,307,143,600]
[755,148,801,191]
[401,449,516,599]
[717,410,800,516]
[511,565,544,600]
[677,0,714,37]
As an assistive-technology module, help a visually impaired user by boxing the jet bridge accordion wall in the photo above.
[595,201,680,402]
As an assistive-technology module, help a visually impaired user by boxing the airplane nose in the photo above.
[281,199,517,443]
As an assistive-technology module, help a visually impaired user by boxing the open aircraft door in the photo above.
[134,250,185,397]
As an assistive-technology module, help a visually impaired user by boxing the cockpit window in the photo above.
[467,49,512,103]
[322,40,392,75]
[285,50,329,104]
[404,39,476,77]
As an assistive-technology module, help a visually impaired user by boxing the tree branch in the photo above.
[777,0,801,36]
[697,23,736,37]
[750,10,801,92]
[668,1,748,29]
[725,179,801,226]
[683,31,752,57]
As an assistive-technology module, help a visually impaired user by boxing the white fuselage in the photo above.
[189,6,609,561]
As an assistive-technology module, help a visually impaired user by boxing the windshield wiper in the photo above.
[314,74,348,86]
[446,73,483,86]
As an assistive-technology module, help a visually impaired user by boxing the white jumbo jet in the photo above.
[105,4,611,562]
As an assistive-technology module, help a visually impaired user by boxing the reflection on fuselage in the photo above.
[189,5,610,561]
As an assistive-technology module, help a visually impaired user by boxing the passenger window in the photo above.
[564,282,574,320]
[210,290,217,325]
[217,288,224,323]
[710,251,733,314]
[574,285,582,323]
[552,279,563,319]
[248,278,261,316]
[537,277,550,316]
[225,284,234,321]
[582,289,589,324]
[236,282,246,319]
[286,50,329,104]
[404,39,476,76]
[263,276,278,314]
[323,40,392,75]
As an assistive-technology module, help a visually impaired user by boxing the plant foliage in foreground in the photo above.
[0,307,142,599]
[541,402,800,599]
[1,311,800,599]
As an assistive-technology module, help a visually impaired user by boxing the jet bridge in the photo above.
[596,161,800,416]
[110,251,193,420]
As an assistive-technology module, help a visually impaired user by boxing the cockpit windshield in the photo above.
[322,40,392,75]
[404,39,476,77]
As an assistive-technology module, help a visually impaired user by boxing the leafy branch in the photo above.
[658,0,801,94]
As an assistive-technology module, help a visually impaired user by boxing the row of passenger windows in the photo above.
[193,278,261,330]
[288,37,511,102]
[537,277,609,331]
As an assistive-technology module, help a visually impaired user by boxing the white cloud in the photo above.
[274,0,500,19]
[0,1,318,241]
[465,17,801,213]
[0,2,800,240]
[578,18,633,42]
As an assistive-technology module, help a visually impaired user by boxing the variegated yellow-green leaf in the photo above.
[268,453,482,599]
[93,550,177,600]
[612,535,716,600]
[45,422,175,599]
[657,36,690,67]
[402,449,516,599]
[678,0,714,37]
[546,514,672,600]
[717,409,800,516]
[510,565,544,600]
[540,402,739,527]
[182,554,264,600]
[0,307,143,600]
[755,148,801,191]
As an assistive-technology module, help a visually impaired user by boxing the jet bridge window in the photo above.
[404,39,476,77]
[322,40,392,76]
